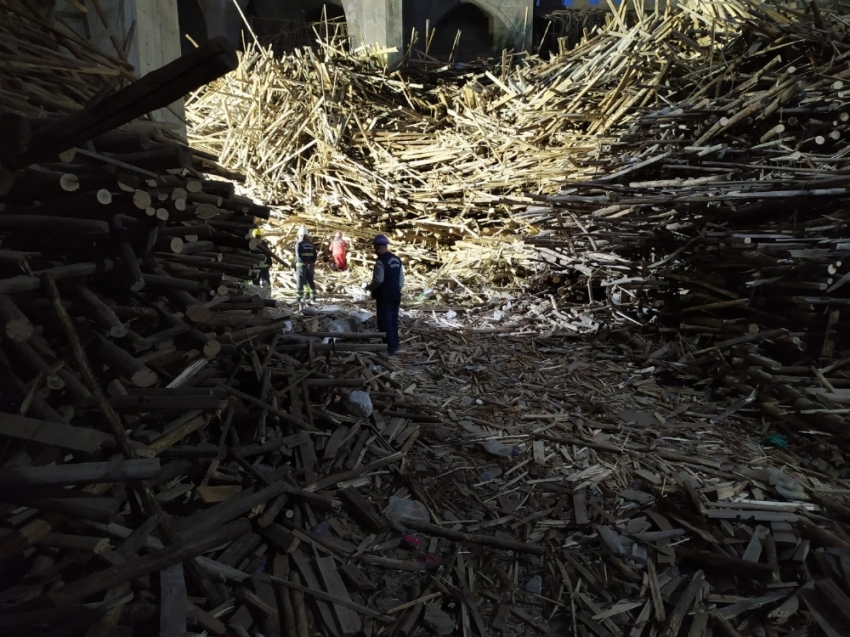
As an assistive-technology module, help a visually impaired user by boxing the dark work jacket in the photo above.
[296,239,317,265]
[372,251,402,302]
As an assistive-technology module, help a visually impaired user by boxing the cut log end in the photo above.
[133,190,152,210]
[96,189,112,205]
[196,204,218,219]
[130,279,146,292]
[60,174,80,192]
[5,318,34,342]
[109,325,129,339]
[186,305,213,323]
[130,369,158,388]
[203,340,222,358]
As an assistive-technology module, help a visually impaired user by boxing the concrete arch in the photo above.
[412,0,532,54]
[429,3,506,60]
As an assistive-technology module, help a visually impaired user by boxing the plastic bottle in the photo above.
[479,467,504,482]
[482,440,519,458]
[309,522,329,538]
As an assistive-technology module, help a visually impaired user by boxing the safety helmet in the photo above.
[373,234,390,246]
[296,226,308,239]
[252,228,262,238]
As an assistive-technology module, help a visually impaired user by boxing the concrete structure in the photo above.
[56,0,185,133]
[405,1,533,58]
[185,0,537,63]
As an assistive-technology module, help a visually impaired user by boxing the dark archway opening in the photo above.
[176,0,209,56]
[304,3,346,23]
[249,2,347,54]
[303,3,347,46]
[533,14,557,59]
[429,3,497,63]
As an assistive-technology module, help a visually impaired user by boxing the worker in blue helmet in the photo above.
[364,234,404,355]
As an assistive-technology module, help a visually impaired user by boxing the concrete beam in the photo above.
[344,0,404,65]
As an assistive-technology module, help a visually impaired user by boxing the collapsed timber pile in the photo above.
[520,2,850,478]
[184,39,551,294]
[0,5,441,636]
[4,2,850,637]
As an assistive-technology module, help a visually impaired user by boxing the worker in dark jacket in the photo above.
[364,234,404,355]
[251,229,272,288]
[294,227,317,303]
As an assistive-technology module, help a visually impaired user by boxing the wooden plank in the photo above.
[197,485,243,504]
[0,458,160,487]
[291,550,340,636]
[339,488,386,533]
[338,563,375,592]
[316,556,362,636]
[0,412,113,453]
[660,570,703,637]
[574,489,589,526]
[742,525,769,563]
[252,574,282,637]
[159,563,187,637]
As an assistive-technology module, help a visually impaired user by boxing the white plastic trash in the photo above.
[346,390,373,418]
[384,496,430,531]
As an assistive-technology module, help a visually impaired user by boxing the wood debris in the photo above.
[0,1,850,637]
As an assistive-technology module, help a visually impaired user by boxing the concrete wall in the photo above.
[55,0,185,135]
[343,0,403,58]
[188,0,664,61]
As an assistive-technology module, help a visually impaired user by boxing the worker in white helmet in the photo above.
[294,227,317,304]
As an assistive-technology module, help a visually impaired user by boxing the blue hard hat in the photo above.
[373,234,390,245]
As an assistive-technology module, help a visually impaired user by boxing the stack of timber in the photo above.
[185,35,549,296]
[187,0,850,303]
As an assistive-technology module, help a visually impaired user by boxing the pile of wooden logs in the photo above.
[184,34,551,294]
[0,5,429,635]
[6,1,850,635]
[381,317,850,637]
[509,1,850,464]
[187,0,850,300]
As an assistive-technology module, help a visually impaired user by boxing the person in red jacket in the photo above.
[330,231,348,271]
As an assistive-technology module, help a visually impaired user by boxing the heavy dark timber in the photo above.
[42,274,224,607]
[9,37,239,169]
[46,519,250,607]
[0,459,160,487]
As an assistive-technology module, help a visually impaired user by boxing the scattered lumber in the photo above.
[2,1,850,636]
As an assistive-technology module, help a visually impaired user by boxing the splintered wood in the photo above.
[3,0,850,636]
